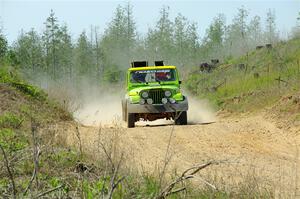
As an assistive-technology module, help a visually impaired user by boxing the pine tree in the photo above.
[174,13,188,64]
[14,29,43,71]
[0,28,7,60]
[186,22,199,63]
[247,15,263,48]
[57,24,73,79]
[90,26,102,78]
[224,7,249,57]
[146,6,174,62]
[203,14,225,58]
[42,9,60,79]
[75,31,93,77]
[124,2,136,54]
[187,22,199,51]
[100,2,137,75]
[101,5,126,65]
[265,9,278,43]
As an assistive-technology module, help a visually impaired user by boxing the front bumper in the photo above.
[127,97,188,113]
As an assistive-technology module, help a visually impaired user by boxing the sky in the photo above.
[0,0,299,44]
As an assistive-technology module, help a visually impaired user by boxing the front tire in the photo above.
[175,111,187,125]
[127,113,135,128]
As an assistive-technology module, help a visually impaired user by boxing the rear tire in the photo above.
[175,111,187,125]
[127,113,135,128]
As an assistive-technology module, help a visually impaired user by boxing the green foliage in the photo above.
[0,66,47,100]
[95,178,108,195]
[49,177,68,194]
[0,112,23,129]
[13,29,44,71]
[26,9,72,80]
[202,14,226,58]
[140,175,160,197]
[82,180,95,199]
[11,82,47,100]
[0,129,27,151]
[0,178,9,194]
[146,6,174,60]
[47,149,78,168]
[0,66,17,83]
[6,49,20,66]
[75,31,94,77]
[99,3,137,77]
[0,33,8,59]
[0,178,9,187]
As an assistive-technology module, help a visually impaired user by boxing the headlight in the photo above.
[141,91,149,98]
[146,98,153,104]
[165,90,171,97]
[169,98,176,104]
[139,99,145,105]
[161,98,168,104]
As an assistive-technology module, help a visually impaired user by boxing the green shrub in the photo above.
[0,66,16,83]
[0,66,46,100]
[0,128,27,151]
[47,149,78,168]
[10,81,47,100]
[0,112,23,129]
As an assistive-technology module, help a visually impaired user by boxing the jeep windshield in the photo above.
[130,69,176,83]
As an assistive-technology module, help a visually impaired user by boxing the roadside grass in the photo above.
[0,113,24,129]
[186,38,300,114]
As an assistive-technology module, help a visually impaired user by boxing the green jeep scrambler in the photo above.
[122,61,188,128]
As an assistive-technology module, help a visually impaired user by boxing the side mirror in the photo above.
[179,80,182,84]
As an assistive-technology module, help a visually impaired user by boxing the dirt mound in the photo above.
[266,92,300,129]
[0,84,26,114]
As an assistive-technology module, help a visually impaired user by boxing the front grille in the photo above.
[148,89,164,104]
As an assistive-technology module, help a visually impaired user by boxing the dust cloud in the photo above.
[187,96,217,124]
[29,75,124,126]
[73,93,122,126]
[68,81,123,126]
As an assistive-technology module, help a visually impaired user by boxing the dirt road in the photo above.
[57,112,300,194]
